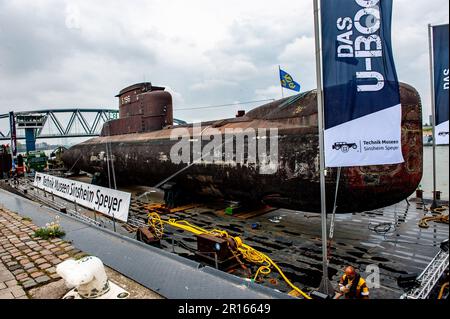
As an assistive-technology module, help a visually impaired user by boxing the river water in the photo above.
[421,145,449,200]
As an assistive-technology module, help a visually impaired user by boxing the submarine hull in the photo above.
[62,83,423,213]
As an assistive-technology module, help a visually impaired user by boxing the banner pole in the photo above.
[313,0,331,295]
[9,112,15,177]
[428,24,438,210]
[278,65,284,98]
[105,125,117,231]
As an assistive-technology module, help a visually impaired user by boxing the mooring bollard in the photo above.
[433,191,441,201]
[214,252,218,270]
[416,189,423,199]
[172,237,175,253]
[57,256,130,299]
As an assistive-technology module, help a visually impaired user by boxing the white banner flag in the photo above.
[321,0,404,167]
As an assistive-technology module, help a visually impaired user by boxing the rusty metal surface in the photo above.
[63,83,423,213]
[115,82,165,98]
[103,83,173,136]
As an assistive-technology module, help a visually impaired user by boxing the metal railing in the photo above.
[16,183,103,228]
[400,248,449,299]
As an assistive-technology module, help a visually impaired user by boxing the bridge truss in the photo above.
[0,108,187,141]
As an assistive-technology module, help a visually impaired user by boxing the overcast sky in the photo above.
[0,0,449,136]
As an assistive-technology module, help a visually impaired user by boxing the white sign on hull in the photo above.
[33,173,131,222]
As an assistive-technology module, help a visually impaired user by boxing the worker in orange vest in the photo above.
[334,266,370,299]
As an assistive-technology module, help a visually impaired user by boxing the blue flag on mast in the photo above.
[432,24,449,145]
[279,69,301,92]
[321,0,403,167]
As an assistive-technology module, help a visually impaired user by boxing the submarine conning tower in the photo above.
[100,82,173,136]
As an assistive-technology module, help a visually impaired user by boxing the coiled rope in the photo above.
[147,212,312,299]
[418,206,449,229]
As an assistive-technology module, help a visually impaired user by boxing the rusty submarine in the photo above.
[62,82,423,213]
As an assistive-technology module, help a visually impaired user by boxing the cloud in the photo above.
[255,85,284,100]
[277,36,316,92]
[190,79,238,92]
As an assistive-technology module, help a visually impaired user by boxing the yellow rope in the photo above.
[147,212,164,239]
[237,241,311,299]
[418,213,449,228]
[438,282,449,299]
[147,211,312,299]
[431,205,449,213]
